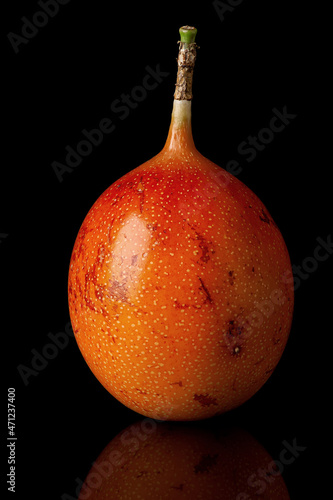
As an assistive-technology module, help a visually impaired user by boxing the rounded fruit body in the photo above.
[68,102,294,420]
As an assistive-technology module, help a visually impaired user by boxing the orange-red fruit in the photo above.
[68,102,294,420]
[78,421,290,499]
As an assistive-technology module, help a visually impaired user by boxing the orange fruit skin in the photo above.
[68,130,294,420]
[78,421,290,499]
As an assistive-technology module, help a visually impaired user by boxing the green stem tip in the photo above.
[179,25,197,44]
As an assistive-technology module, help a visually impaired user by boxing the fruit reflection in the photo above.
[78,419,290,499]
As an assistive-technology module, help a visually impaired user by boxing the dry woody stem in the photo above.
[174,41,197,101]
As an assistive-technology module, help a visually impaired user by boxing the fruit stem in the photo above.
[174,26,198,101]
[179,25,197,45]
[163,26,198,154]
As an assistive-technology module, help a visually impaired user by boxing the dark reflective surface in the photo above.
[77,420,290,500]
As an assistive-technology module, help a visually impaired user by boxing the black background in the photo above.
[2,1,331,499]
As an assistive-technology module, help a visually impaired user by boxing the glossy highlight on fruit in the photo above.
[78,421,290,499]
[68,26,293,420]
